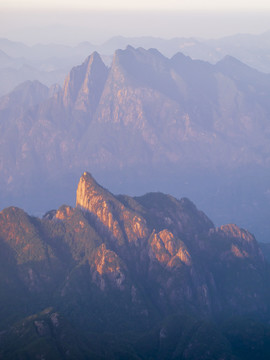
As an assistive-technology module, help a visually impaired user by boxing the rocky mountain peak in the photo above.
[76,171,110,210]
[112,46,170,84]
[170,51,192,64]
[1,171,270,358]
[76,171,127,245]
[214,54,263,81]
[0,80,49,111]
[76,171,149,245]
[62,52,108,112]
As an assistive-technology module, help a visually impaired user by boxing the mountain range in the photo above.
[0,46,269,242]
[1,171,270,359]
[0,30,270,97]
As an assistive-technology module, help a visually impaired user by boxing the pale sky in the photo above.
[2,0,270,11]
[1,0,270,44]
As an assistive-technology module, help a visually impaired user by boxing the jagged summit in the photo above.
[76,171,113,212]
[112,45,170,80]
[76,171,113,210]
[0,171,269,358]
[76,171,149,245]
[62,51,108,111]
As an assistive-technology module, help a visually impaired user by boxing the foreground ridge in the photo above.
[0,171,269,359]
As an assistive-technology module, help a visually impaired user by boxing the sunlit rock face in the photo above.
[208,223,264,262]
[73,171,269,317]
[0,171,270,359]
[149,229,191,267]
[91,243,126,291]
[76,171,149,246]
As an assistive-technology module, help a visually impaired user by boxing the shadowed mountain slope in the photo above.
[0,172,270,359]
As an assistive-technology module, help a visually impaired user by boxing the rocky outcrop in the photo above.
[0,172,270,360]
[73,171,269,317]
[149,229,191,267]
[91,243,126,290]
[62,52,108,115]
[208,223,264,262]
[1,172,268,318]
[76,171,149,245]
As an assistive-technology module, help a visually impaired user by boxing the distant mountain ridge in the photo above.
[0,46,270,241]
[0,171,270,359]
[3,47,269,170]
[1,30,270,96]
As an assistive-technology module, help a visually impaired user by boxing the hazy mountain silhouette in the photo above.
[0,47,269,242]
[1,30,270,96]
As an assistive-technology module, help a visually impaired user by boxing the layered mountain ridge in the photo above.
[2,46,270,174]
[1,31,270,97]
[0,172,270,359]
[0,46,270,242]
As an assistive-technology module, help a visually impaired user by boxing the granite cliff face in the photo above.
[76,171,149,245]
[0,172,269,359]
